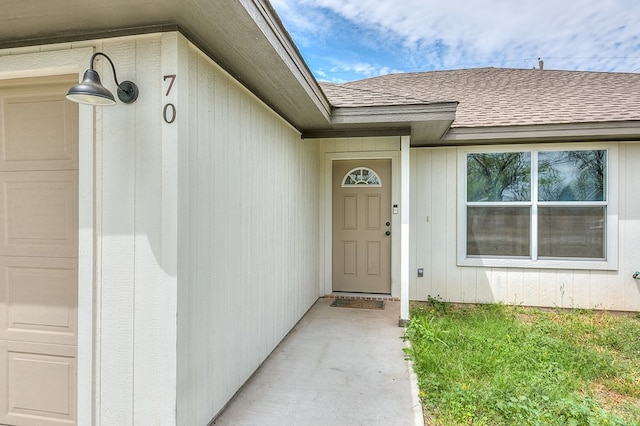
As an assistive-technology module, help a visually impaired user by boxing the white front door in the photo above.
[332,159,391,294]
[0,76,79,426]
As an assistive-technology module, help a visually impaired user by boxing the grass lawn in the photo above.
[404,298,640,425]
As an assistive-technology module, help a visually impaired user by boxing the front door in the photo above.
[0,76,79,425]
[332,159,391,294]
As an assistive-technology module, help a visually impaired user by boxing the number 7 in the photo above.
[164,74,176,96]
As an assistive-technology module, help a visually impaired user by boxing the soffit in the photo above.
[431,121,640,147]
[0,0,332,131]
[0,0,460,139]
[303,103,458,144]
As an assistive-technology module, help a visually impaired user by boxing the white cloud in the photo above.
[273,0,640,79]
[270,0,334,45]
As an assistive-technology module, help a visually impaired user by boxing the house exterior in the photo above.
[320,69,640,311]
[0,1,638,425]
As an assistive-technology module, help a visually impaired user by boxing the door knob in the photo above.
[386,222,391,227]
[385,231,391,236]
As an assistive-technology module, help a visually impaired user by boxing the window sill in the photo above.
[457,257,617,271]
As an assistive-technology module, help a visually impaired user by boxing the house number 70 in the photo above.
[163,74,177,124]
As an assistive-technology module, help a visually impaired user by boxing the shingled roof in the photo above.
[320,68,640,129]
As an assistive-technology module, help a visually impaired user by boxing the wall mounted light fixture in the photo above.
[66,52,139,106]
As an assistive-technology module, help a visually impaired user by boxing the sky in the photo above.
[270,0,640,82]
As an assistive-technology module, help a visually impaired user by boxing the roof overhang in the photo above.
[303,103,458,143]
[0,0,333,132]
[0,0,464,141]
[428,121,640,147]
[5,2,637,146]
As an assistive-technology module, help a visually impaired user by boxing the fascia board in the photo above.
[247,0,332,120]
[301,103,457,140]
[0,0,333,130]
[330,103,458,125]
[434,121,640,146]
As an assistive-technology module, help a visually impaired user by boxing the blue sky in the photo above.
[271,0,640,82]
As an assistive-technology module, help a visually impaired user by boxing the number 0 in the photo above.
[163,103,176,123]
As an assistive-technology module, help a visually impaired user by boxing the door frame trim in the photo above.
[0,47,96,426]
[322,151,400,298]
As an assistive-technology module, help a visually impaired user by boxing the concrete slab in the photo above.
[212,298,423,426]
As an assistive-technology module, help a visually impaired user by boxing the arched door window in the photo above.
[341,167,382,187]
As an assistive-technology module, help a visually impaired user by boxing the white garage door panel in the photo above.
[0,341,76,425]
[0,76,78,426]
[0,86,78,171]
[0,257,77,346]
[0,171,78,258]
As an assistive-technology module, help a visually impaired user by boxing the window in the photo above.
[459,146,617,270]
[342,167,382,187]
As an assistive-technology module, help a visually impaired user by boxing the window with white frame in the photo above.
[459,146,617,269]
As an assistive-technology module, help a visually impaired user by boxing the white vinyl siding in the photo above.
[175,37,320,425]
[411,143,639,312]
[2,32,322,426]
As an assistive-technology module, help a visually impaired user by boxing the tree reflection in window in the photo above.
[342,167,382,187]
[465,149,607,260]
[538,150,606,201]
[467,152,531,201]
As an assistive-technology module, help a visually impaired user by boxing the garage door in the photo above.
[0,76,78,425]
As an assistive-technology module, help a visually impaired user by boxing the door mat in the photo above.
[330,299,385,310]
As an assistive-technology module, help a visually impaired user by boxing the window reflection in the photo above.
[538,150,606,201]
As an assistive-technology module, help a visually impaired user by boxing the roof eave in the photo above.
[303,102,458,141]
[421,121,640,147]
[244,0,332,127]
[0,0,333,132]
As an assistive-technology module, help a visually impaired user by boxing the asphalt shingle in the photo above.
[320,68,640,128]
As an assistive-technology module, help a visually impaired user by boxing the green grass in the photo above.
[403,298,640,425]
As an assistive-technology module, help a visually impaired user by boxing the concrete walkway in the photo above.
[213,298,423,426]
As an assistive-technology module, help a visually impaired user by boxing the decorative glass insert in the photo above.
[342,167,382,187]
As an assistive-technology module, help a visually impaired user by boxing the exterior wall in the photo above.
[410,142,640,311]
[318,137,402,297]
[92,35,179,426]
[0,31,322,426]
[1,34,179,425]
[93,34,179,425]
[175,36,321,424]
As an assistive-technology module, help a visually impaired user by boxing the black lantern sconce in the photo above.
[66,52,139,106]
